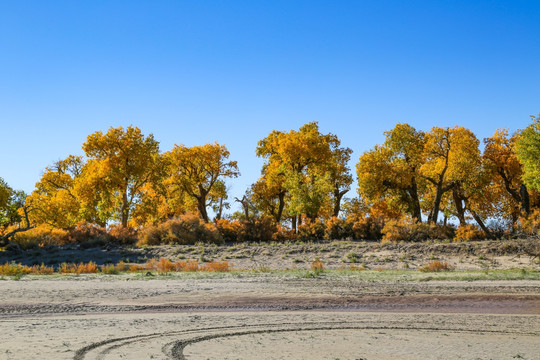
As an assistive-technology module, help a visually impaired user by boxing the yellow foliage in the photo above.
[454,224,484,242]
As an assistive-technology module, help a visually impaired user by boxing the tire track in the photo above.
[74,320,538,360]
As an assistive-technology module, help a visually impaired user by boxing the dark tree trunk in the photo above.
[471,210,492,239]
[520,184,530,216]
[197,196,209,223]
[332,187,348,218]
[276,191,286,222]
[452,188,467,226]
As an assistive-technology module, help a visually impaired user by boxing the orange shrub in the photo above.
[382,218,454,243]
[76,262,98,274]
[174,260,199,272]
[310,258,324,272]
[138,213,222,246]
[11,225,69,248]
[145,258,158,270]
[128,264,143,272]
[115,261,128,272]
[108,225,137,244]
[215,219,242,242]
[419,260,453,272]
[297,218,325,241]
[201,260,229,272]
[59,263,77,273]
[30,264,54,275]
[156,258,175,273]
[520,209,540,236]
[0,262,32,276]
[67,222,110,244]
[454,224,485,242]
[324,217,355,240]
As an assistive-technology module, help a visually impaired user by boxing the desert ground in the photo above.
[1,240,539,359]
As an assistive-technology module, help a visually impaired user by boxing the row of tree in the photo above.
[1,115,539,243]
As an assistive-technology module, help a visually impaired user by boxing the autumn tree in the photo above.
[26,155,86,228]
[419,126,480,224]
[165,143,239,223]
[357,123,425,222]
[516,114,540,192]
[0,178,13,226]
[0,178,33,246]
[82,126,161,227]
[256,122,351,228]
[484,129,531,219]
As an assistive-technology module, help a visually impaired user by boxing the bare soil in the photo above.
[1,239,539,359]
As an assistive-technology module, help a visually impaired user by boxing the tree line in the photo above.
[1,115,539,246]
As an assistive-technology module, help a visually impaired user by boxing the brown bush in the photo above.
[324,217,354,240]
[215,219,242,242]
[108,225,138,244]
[419,260,453,272]
[382,218,454,243]
[137,213,222,246]
[350,215,385,240]
[174,260,199,272]
[297,218,325,241]
[67,222,110,244]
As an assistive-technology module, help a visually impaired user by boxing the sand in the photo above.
[1,274,539,359]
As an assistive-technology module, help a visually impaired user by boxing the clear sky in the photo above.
[1,1,539,210]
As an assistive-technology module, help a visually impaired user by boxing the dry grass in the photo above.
[419,260,453,272]
[200,260,229,272]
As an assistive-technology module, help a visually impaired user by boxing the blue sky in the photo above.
[1,0,539,209]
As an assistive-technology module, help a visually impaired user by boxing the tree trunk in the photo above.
[408,182,422,223]
[121,190,129,228]
[276,191,285,222]
[333,187,348,218]
[520,184,530,216]
[471,210,492,239]
[452,188,467,226]
[429,184,444,224]
[291,215,297,233]
[197,196,209,223]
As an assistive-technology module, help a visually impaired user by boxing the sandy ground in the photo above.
[1,275,539,359]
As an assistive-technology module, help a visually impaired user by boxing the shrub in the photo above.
[138,213,222,246]
[145,258,158,270]
[101,264,119,274]
[0,262,32,276]
[381,218,454,243]
[108,225,138,244]
[273,226,297,241]
[350,215,384,240]
[174,260,199,272]
[67,222,110,244]
[156,258,175,273]
[310,258,324,272]
[76,262,98,274]
[237,216,277,242]
[128,264,143,272]
[201,260,229,272]
[324,217,354,240]
[454,224,484,242]
[58,262,99,274]
[419,260,453,272]
[11,225,69,248]
[520,209,540,236]
[30,263,54,275]
[215,219,242,242]
[297,218,325,241]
